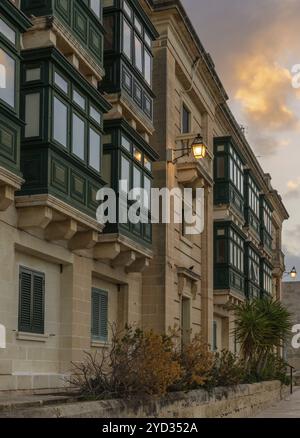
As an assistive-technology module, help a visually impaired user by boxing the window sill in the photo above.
[91,340,110,349]
[16,332,49,343]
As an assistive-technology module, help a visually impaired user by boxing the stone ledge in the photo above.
[0,381,289,418]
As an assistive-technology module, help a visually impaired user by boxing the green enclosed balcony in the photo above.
[21,0,105,82]
[245,243,260,299]
[214,137,245,220]
[260,195,273,253]
[244,171,261,240]
[0,0,31,211]
[17,47,110,236]
[260,259,273,297]
[102,118,159,248]
[101,0,158,134]
[214,222,246,303]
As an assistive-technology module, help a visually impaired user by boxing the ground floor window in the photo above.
[213,320,218,351]
[181,296,191,345]
[91,288,108,342]
[18,267,45,334]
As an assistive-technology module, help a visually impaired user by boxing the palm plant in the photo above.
[233,296,292,373]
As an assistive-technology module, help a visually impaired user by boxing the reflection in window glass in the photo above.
[133,166,142,188]
[133,146,142,162]
[90,106,101,124]
[89,128,101,171]
[90,0,101,18]
[72,114,85,160]
[134,35,143,72]
[144,32,151,48]
[144,49,151,85]
[54,72,68,94]
[123,0,132,18]
[53,97,68,147]
[123,19,132,60]
[73,89,86,110]
[134,16,142,34]
[144,156,151,171]
[25,93,40,138]
[26,68,41,82]
[121,135,131,152]
[0,18,16,45]
[104,15,114,50]
[121,155,130,190]
[0,48,15,108]
[144,176,151,210]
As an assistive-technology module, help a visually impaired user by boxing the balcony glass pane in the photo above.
[0,48,15,108]
[73,89,86,110]
[89,128,101,171]
[144,49,151,85]
[72,113,85,160]
[90,0,101,18]
[123,19,132,60]
[0,17,16,45]
[121,155,130,189]
[53,97,68,147]
[54,72,69,94]
[25,93,40,138]
[134,35,143,72]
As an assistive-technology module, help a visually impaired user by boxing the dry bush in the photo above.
[69,325,181,399]
[174,335,214,391]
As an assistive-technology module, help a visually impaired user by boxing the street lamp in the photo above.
[284,267,297,280]
[191,134,207,160]
[290,267,297,279]
[168,133,208,163]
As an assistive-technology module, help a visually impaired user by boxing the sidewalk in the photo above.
[254,387,300,418]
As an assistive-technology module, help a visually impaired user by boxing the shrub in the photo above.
[69,326,181,399]
[173,335,214,391]
[210,350,246,388]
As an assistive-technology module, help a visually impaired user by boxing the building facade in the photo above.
[0,0,288,393]
[143,0,288,351]
[282,282,300,378]
[0,0,158,392]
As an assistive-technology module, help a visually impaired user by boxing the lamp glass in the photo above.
[192,135,207,160]
[290,267,297,279]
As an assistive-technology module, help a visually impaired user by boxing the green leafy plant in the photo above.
[233,296,292,373]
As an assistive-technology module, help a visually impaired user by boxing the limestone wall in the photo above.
[2,381,288,418]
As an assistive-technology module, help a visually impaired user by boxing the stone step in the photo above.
[0,392,80,416]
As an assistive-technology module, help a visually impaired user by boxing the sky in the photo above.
[181,0,300,276]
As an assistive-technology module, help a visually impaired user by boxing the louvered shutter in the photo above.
[91,289,100,339]
[19,268,45,334]
[99,291,108,342]
[32,273,45,334]
[91,288,108,342]
[19,270,32,333]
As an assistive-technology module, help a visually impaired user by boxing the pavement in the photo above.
[0,392,79,417]
[253,387,300,418]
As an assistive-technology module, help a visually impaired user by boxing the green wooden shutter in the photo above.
[32,273,45,334]
[19,270,32,333]
[91,288,108,342]
[99,291,108,341]
[19,268,45,334]
[91,289,100,339]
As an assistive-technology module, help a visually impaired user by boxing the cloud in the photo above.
[235,56,298,131]
[250,136,289,157]
[285,178,300,200]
